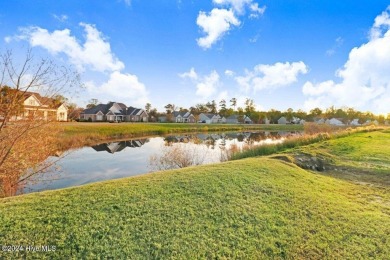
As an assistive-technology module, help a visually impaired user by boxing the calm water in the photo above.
[19,131,301,194]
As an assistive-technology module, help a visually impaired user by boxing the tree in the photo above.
[164,104,176,122]
[230,98,237,112]
[244,98,255,117]
[67,103,84,121]
[310,107,322,117]
[285,108,294,122]
[219,99,227,117]
[206,100,217,114]
[145,103,151,113]
[148,108,158,122]
[86,98,99,109]
[0,49,81,197]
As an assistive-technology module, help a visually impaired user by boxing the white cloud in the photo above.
[179,67,198,80]
[235,61,308,93]
[249,3,266,18]
[52,14,68,22]
[213,0,252,14]
[88,71,149,107]
[180,68,221,100]
[17,23,124,73]
[326,37,344,56]
[225,69,235,76]
[12,23,151,106]
[196,8,240,49]
[196,70,220,99]
[303,6,390,114]
[370,6,390,39]
[196,1,265,49]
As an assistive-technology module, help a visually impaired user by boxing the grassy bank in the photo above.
[1,130,389,258]
[230,126,386,160]
[59,122,303,148]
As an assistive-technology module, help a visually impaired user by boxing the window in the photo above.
[29,99,35,105]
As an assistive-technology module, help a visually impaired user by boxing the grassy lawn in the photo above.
[59,122,303,148]
[1,129,389,258]
[290,129,390,186]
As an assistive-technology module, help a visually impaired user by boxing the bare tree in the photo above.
[0,49,81,197]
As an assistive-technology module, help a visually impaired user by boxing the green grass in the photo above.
[290,130,390,186]
[59,122,303,148]
[1,129,390,258]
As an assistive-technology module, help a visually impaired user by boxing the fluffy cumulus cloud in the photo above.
[196,70,220,99]
[235,61,308,93]
[100,71,149,106]
[178,67,198,80]
[17,23,124,72]
[10,23,150,105]
[303,6,390,114]
[197,0,265,49]
[197,9,240,49]
[180,68,221,100]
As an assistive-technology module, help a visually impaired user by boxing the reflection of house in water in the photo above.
[92,139,148,154]
[162,131,302,147]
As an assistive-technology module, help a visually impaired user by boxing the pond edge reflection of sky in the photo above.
[20,131,301,195]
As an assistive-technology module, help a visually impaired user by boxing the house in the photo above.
[316,118,325,124]
[226,115,239,124]
[127,107,148,122]
[80,102,148,122]
[326,118,344,126]
[278,116,288,124]
[172,111,196,123]
[9,91,68,121]
[244,116,253,124]
[350,119,361,126]
[199,113,223,124]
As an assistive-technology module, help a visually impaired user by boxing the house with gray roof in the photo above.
[226,115,239,124]
[199,113,223,124]
[80,102,148,122]
[172,111,196,123]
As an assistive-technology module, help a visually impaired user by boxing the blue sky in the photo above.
[1,0,390,114]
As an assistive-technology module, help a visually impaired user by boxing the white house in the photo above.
[226,115,239,124]
[17,91,68,121]
[244,116,253,124]
[278,117,288,124]
[350,119,361,126]
[199,113,222,124]
[172,111,196,123]
[326,118,344,126]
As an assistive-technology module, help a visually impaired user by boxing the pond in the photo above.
[18,131,302,195]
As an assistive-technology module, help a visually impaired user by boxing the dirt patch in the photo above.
[291,153,333,172]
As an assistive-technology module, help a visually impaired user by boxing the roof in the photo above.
[226,115,239,120]
[23,91,66,109]
[82,104,109,114]
[173,111,193,118]
[201,113,219,119]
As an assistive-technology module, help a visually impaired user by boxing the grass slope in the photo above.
[1,140,390,259]
[291,130,390,186]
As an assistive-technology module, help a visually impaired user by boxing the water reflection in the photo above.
[17,131,301,195]
[92,139,149,154]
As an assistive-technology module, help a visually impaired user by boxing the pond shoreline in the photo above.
[58,122,304,150]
